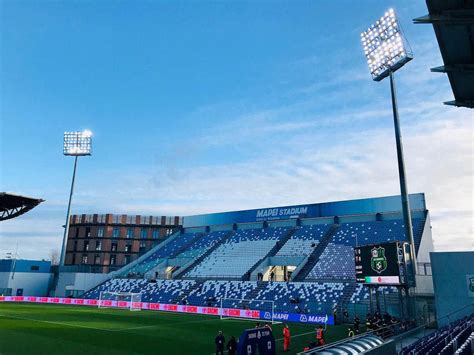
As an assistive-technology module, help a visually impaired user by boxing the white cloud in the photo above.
[1,27,472,259]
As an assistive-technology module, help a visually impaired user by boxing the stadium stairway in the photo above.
[292,224,340,281]
[243,281,268,304]
[242,227,299,281]
[172,280,204,304]
[138,232,207,278]
[175,230,235,279]
[337,282,359,320]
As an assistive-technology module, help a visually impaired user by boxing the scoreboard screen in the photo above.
[354,241,408,285]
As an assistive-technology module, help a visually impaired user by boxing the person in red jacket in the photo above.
[315,325,325,346]
[283,323,291,352]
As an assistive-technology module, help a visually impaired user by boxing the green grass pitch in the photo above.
[0,303,349,354]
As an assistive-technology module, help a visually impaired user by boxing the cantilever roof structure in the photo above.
[414,0,474,108]
[0,193,44,221]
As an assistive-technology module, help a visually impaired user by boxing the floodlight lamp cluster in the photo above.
[63,131,92,156]
[361,8,412,81]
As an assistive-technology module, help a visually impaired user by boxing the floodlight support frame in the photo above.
[389,71,418,278]
[59,156,78,266]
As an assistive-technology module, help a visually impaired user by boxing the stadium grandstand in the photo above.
[74,193,433,322]
[0,192,44,221]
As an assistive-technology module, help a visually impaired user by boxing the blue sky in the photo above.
[1,1,472,259]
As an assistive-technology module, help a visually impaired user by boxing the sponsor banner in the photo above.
[222,308,260,319]
[0,296,330,324]
[260,311,334,325]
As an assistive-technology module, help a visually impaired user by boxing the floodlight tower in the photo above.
[361,9,418,277]
[60,130,93,266]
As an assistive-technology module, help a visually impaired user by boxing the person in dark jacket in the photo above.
[215,331,225,355]
[343,309,349,323]
[226,336,237,355]
[354,315,361,333]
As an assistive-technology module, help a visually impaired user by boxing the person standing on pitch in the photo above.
[226,336,237,355]
[354,315,361,333]
[283,323,291,352]
[215,330,225,355]
[315,325,326,346]
[265,322,273,332]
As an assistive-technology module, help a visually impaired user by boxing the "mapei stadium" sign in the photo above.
[256,206,309,220]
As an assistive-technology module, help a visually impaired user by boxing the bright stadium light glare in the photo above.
[361,8,413,81]
[63,131,93,156]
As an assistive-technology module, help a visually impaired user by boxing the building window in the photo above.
[140,228,147,239]
[111,243,117,252]
[85,227,91,237]
[125,244,131,252]
[81,255,88,264]
[112,227,120,238]
[97,227,104,238]
[94,255,100,265]
[126,228,134,239]
[124,255,131,265]
[152,229,159,239]
[95,241,102,251]
[110,255,116,265]
[84,241,89,251]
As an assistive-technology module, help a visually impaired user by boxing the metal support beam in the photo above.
[444,100,474,109]
[389,71,418,278]
[431,64,474,73]
[59,156,79,266]
[413,14,474,25]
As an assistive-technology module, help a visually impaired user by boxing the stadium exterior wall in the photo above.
[0,272,52,297]
[55,272,109,298]
[0,259,52,297]
[430,251,474,327]
[416,212,434,263]
[65,213,182,273]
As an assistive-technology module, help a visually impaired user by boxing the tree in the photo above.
[49,249,60,265]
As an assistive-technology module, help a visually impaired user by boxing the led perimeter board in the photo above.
[355,241,410,285]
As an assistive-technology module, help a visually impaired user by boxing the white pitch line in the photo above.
[0,313,114,332]
[275,329,316,342]
[111,314,253,332]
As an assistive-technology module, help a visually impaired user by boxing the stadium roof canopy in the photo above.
[0,192,44,221]
[414,0,474,108]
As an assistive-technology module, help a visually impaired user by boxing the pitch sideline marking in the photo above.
[110,315,254,332]
[0,313,115,332]
[0,310,252,333]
